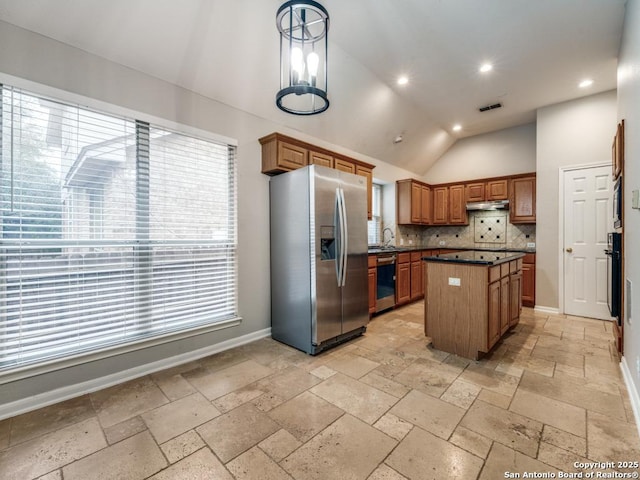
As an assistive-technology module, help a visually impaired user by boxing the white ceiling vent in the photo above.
[478,102,503,112]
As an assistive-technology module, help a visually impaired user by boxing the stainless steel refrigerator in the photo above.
[270,165,369,354]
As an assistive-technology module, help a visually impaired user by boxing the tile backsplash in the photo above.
[394,210,535,249]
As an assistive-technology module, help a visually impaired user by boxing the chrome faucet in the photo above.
[382,227,395,246]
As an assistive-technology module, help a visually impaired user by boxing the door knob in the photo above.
[566,247,573,253]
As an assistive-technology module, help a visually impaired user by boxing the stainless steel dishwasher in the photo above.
[376,253,396,312]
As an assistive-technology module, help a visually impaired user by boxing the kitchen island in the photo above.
[423,250,525,360]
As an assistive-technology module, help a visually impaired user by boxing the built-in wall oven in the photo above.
[605,232,622,323]
[376,253,396,312]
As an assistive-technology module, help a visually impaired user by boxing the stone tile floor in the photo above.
[1,303,639,479]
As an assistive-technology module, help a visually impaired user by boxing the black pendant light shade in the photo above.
[276,1,329,115]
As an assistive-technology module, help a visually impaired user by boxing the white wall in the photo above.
[0,20,415,409]
[618,0,640,405]
[536,90,618,310]
[422,123,537,184]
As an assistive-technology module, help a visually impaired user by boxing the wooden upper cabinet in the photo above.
[486,179,509,200]
[420,185,431,224]
[396,179,431,225]
[448,184,468,225]
[309,150,333,168]
[510,175,536,223]
[466,183,485,202]
[334,157,356,174]
[260,133,309,174]
[355,165,373,220]
[432,187,449,224]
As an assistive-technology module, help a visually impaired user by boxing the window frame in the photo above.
[0,76,241,383]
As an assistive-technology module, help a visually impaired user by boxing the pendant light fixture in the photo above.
[276,1,329,115]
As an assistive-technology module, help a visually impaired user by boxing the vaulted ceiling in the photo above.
[0,0,626,174]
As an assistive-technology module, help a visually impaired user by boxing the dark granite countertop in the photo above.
[368,245,535,255]
[422,250,525,265]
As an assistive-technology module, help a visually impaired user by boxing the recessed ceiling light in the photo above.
[397,76,409,85]
[452,124,462,132]
[479,64,493,73]
[579,79,594,88]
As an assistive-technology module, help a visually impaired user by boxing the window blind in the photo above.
[367,183,382,245]
[0,85,237,371]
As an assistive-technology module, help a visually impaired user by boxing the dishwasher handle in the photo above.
[377,255,396,266]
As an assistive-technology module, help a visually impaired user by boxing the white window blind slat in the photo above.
[0,84,238,371]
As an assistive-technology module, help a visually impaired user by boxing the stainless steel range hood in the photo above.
[466,199,509,211]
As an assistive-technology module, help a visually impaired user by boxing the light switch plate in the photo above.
[632,189,639,209]
[448,277,461,286]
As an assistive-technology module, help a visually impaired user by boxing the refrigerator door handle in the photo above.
[339,187,348,287]
[334,188,342,286]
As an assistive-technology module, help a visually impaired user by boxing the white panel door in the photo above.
[563,166,612,319]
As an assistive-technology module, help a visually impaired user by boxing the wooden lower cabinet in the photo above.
[521,253,535,307]
[510,272,522,326]
[410,251,424,301]
[488,280,501,347]
[368,255,377,315]
[500,276,510,335]
[396,254,411,306]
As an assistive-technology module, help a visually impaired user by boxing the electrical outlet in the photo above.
[448,277,461,286]
[408,239,413,245]
[527,242,536,248]
[399,238,404,246]
[439,240,446,246]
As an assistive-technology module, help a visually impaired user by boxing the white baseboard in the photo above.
[0,327,272,421]
[620,356,640,440]
[533,305,560,315]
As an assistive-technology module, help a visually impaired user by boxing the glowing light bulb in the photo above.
[291,47,305,84]
[307,52,319,77]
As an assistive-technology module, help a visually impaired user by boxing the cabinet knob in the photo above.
[565,247,573,253]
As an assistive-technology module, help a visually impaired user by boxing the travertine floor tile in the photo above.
[149,447,232,480]
[372,413,413,441]
[324,353,380,379]
[258,429,301,462]
[587,410,640,462]
[90,377,169,428]
[478,442,553,480]
[160,430,206,463]
[541,425,586,457]
[309,365,336,379]
[440,378,481,409]
[310,373,398,424]
[393,357,462,397]
[212,387,264,413]
[359,372,411,398]
[184,360,273,400]
[0,418,10,450]
[268,391,344,442]
[449,425,493,459]
[196,403,280,463]
[103,415,147,445]
[151,371,196,401]
[36,470,62,480]
[251,366,321,411]
[477,388,512,409]
[386,426,483,480]
[537,442,589,473]
[281,415,396,480]
[63,430,166,480]
[509,390,586,437]
[9,395,95,446]
[460,400,542,457]
[390,389,465,440]
[531,345,584,368]
[226,446,292,480]
[459,362,520,397]
[142,392,220,443]
[368,464,408,480]
[0,417,106,480]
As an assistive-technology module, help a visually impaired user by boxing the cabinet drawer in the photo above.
[489,266,501,283]
[500,263,510,278]
[397,252,410,264]
[410,251,423,262]
[368,255,377,268]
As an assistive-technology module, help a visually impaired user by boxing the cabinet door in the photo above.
[335,158,356,174]
[420,185,432,224]
[396,262,411,305]
[486,179,508,200]
[510,272,522,327]
[411,181,421,224]
[368,267,377,314]
[310,150,333,168]
[522,262,535,307]
[410,260,423,300]
[278,141,308,170]
[500,276,510,334]
[466,183,485,202]
[510,176,536,223]
[488,281,501,349]
[432,187,449,224]
[449,184,468,224]
[355,165,373,220]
